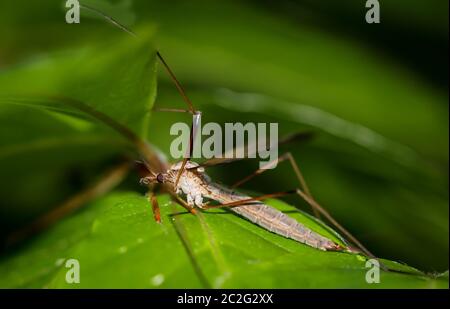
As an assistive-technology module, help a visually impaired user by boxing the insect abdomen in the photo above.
[230,204,337,250]
[205,183,342,251]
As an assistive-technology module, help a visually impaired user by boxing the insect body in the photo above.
[9,4,371,259]
[141,161,344,251]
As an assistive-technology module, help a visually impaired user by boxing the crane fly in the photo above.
[141,160,344,251]
[8,4,376,260]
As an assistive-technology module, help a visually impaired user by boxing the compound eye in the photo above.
[156,173,164,183]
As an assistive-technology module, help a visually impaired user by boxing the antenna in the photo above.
[79,4,196,115]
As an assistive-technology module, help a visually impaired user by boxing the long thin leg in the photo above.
[156,51,196,115]
[143,186,198,221]
[231,152,319,217]
[202,190,295,209]
[153,107,192,113]
[79,6,195,117]
[80,4,137,37]
[294,188,374,258]
[147,108,197,188]
[174,111,201,187]
[145,189,197,221]
[193,131,314,168]
[169,192,197,216]
[146,191,161,223]
[151,90,201,189]
[150,107,199,187]
[202,188,375,259]
[7,161,130,245]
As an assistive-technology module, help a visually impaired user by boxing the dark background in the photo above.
[0,0,448,273]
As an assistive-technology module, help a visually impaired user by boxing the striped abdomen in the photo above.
[204,182,343,251]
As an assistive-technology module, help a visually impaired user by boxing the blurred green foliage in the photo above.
[1,193,446,288]
[0,0,448,287]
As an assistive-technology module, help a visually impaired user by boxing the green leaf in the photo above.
[0,0,447,288]
[0,29,157,137]
[147,85,448,272]
[135,0,448,271]
[0,192,446,288]
[0,30,157,231]
[137,0,448,161]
